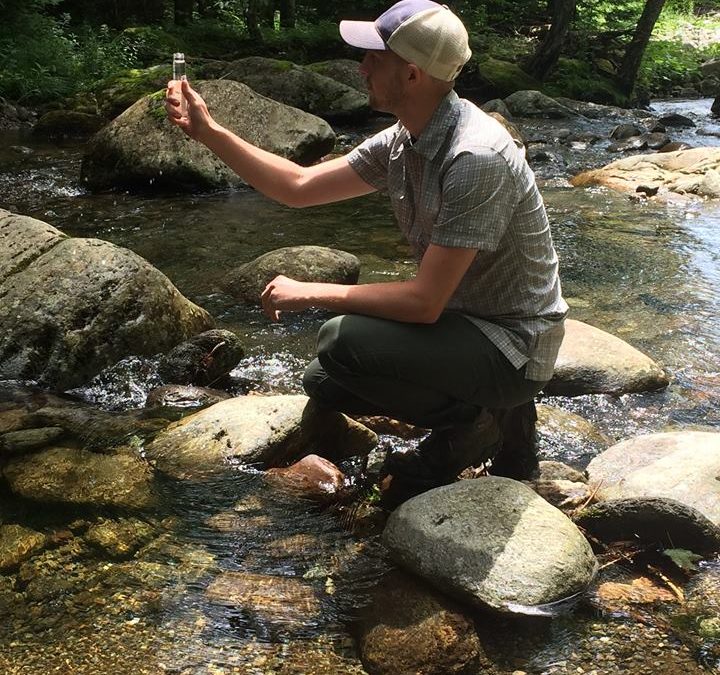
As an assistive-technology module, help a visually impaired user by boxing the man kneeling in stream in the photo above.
[165,0,568,508]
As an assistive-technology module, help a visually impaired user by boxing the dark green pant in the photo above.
[302,312,545,429]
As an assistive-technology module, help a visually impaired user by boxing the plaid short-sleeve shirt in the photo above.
[346,91,568,381]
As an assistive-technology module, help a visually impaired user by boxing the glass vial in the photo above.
[173,52,187,118]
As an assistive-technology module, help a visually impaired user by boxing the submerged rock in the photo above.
[586,431,720,527]
[145,384,232,410]
[570,147,720,201]
[81,79,336,192]
[223,245,360,304]
[544,319,669,396]
[356,569,485,675]
[0,524,47,571]
[145,394,377,479]
[3,447,157,509]
[85,518,157,559]
[383,477,597,613]
[0,211,212,390]
[265,454,346,504]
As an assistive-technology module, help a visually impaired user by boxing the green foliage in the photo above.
[544,57,629,105]
[662,548,704,572]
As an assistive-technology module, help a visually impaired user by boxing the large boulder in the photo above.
[80,79,336,192]
[544,319,669,397]
[383,477,597,613]
[586,431,720,527]
[307,59,367,94]
[196,57,369,122]
[503,90,582,119]
[94,64,170,119]
[571,148,720,201]
[222,245,360,304]
[0,211,212,390]
[145,394,377,479]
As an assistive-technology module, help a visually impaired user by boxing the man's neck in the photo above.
[396,89,451,138]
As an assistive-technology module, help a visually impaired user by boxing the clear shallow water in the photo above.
[1,99,719,673]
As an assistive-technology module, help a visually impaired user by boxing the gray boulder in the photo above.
[544,319,669,397]
[80,79,336,192]
[145,394,377,479]
[223,245,360,304]
[587,431,720,527]
[503,91,581,119]
[307,59,367,94]
[0,211,213,390]
[383,477,597,612]
[197,57,369,122]
[3,446,156,509]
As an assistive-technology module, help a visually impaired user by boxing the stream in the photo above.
[0,98,719,674]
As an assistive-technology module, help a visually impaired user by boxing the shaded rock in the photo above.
[0,427,64,454]
[487,112,524,148]
[657,141,693,153]
[701,58,720,78]
[383,477,597,612]
[205,571,321,625]
[544,319,669,396]
[0,98,36,130]
[586,431,720,527]
[658,113,695,128]
[607,136,648,153]
[458,58,540,101]
[307,59,367,94]
[0,211,213,390]
[223,245,360,304]
[571,148,720,201]
[0,408,34,434]
[265,454,345,504]
[157,329,244,386]
[0,524,47,571]
[503,90,581,119]
[610,123,644,140]
[536,460,587,483]
[3,446,156,509]
[85,518,157,558]
[145,394,377,479]
[642,132,671,149]
[32,111,105,138]
[481,98,513,120]
[531,478,591,511]
[356,569,485,675]
[145,384,231,410]
[80,79,336,192]
[576,497,720,554]
[196,57,369,122]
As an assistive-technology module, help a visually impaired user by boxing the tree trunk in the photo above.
[524,0,576,81]
[279,0,295,28]
[197,0,218,17]
[616,0,668,96]
[246,0,263,41]
[174,0,194,25]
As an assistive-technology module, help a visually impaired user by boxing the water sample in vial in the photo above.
[173,52,187,117]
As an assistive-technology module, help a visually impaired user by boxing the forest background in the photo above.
[0,0,719,113]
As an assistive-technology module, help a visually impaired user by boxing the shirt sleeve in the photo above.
[431,149,520,251]
[345,124,399,192]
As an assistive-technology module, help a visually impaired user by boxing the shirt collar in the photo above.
[402,90,460,160]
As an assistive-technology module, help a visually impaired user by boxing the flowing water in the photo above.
[0,99,719,673]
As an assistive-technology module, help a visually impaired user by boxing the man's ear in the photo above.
[407,63,422,84]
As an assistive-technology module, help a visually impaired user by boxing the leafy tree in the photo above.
[524,0,577,79]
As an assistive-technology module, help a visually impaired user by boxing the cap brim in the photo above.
[339,20,387,50]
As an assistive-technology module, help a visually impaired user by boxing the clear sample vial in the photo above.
[173,52,187,117]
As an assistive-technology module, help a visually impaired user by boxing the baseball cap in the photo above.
[339,0,471,82]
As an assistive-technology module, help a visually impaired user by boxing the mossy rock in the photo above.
[95,64,178,120]
[457,56,540,101]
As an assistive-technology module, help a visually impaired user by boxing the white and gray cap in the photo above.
[339,0,472,82]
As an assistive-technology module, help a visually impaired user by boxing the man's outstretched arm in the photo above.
[165,79,375,207]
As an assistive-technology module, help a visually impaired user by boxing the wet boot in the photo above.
[379,408,502,509]
[488,400,540,480]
